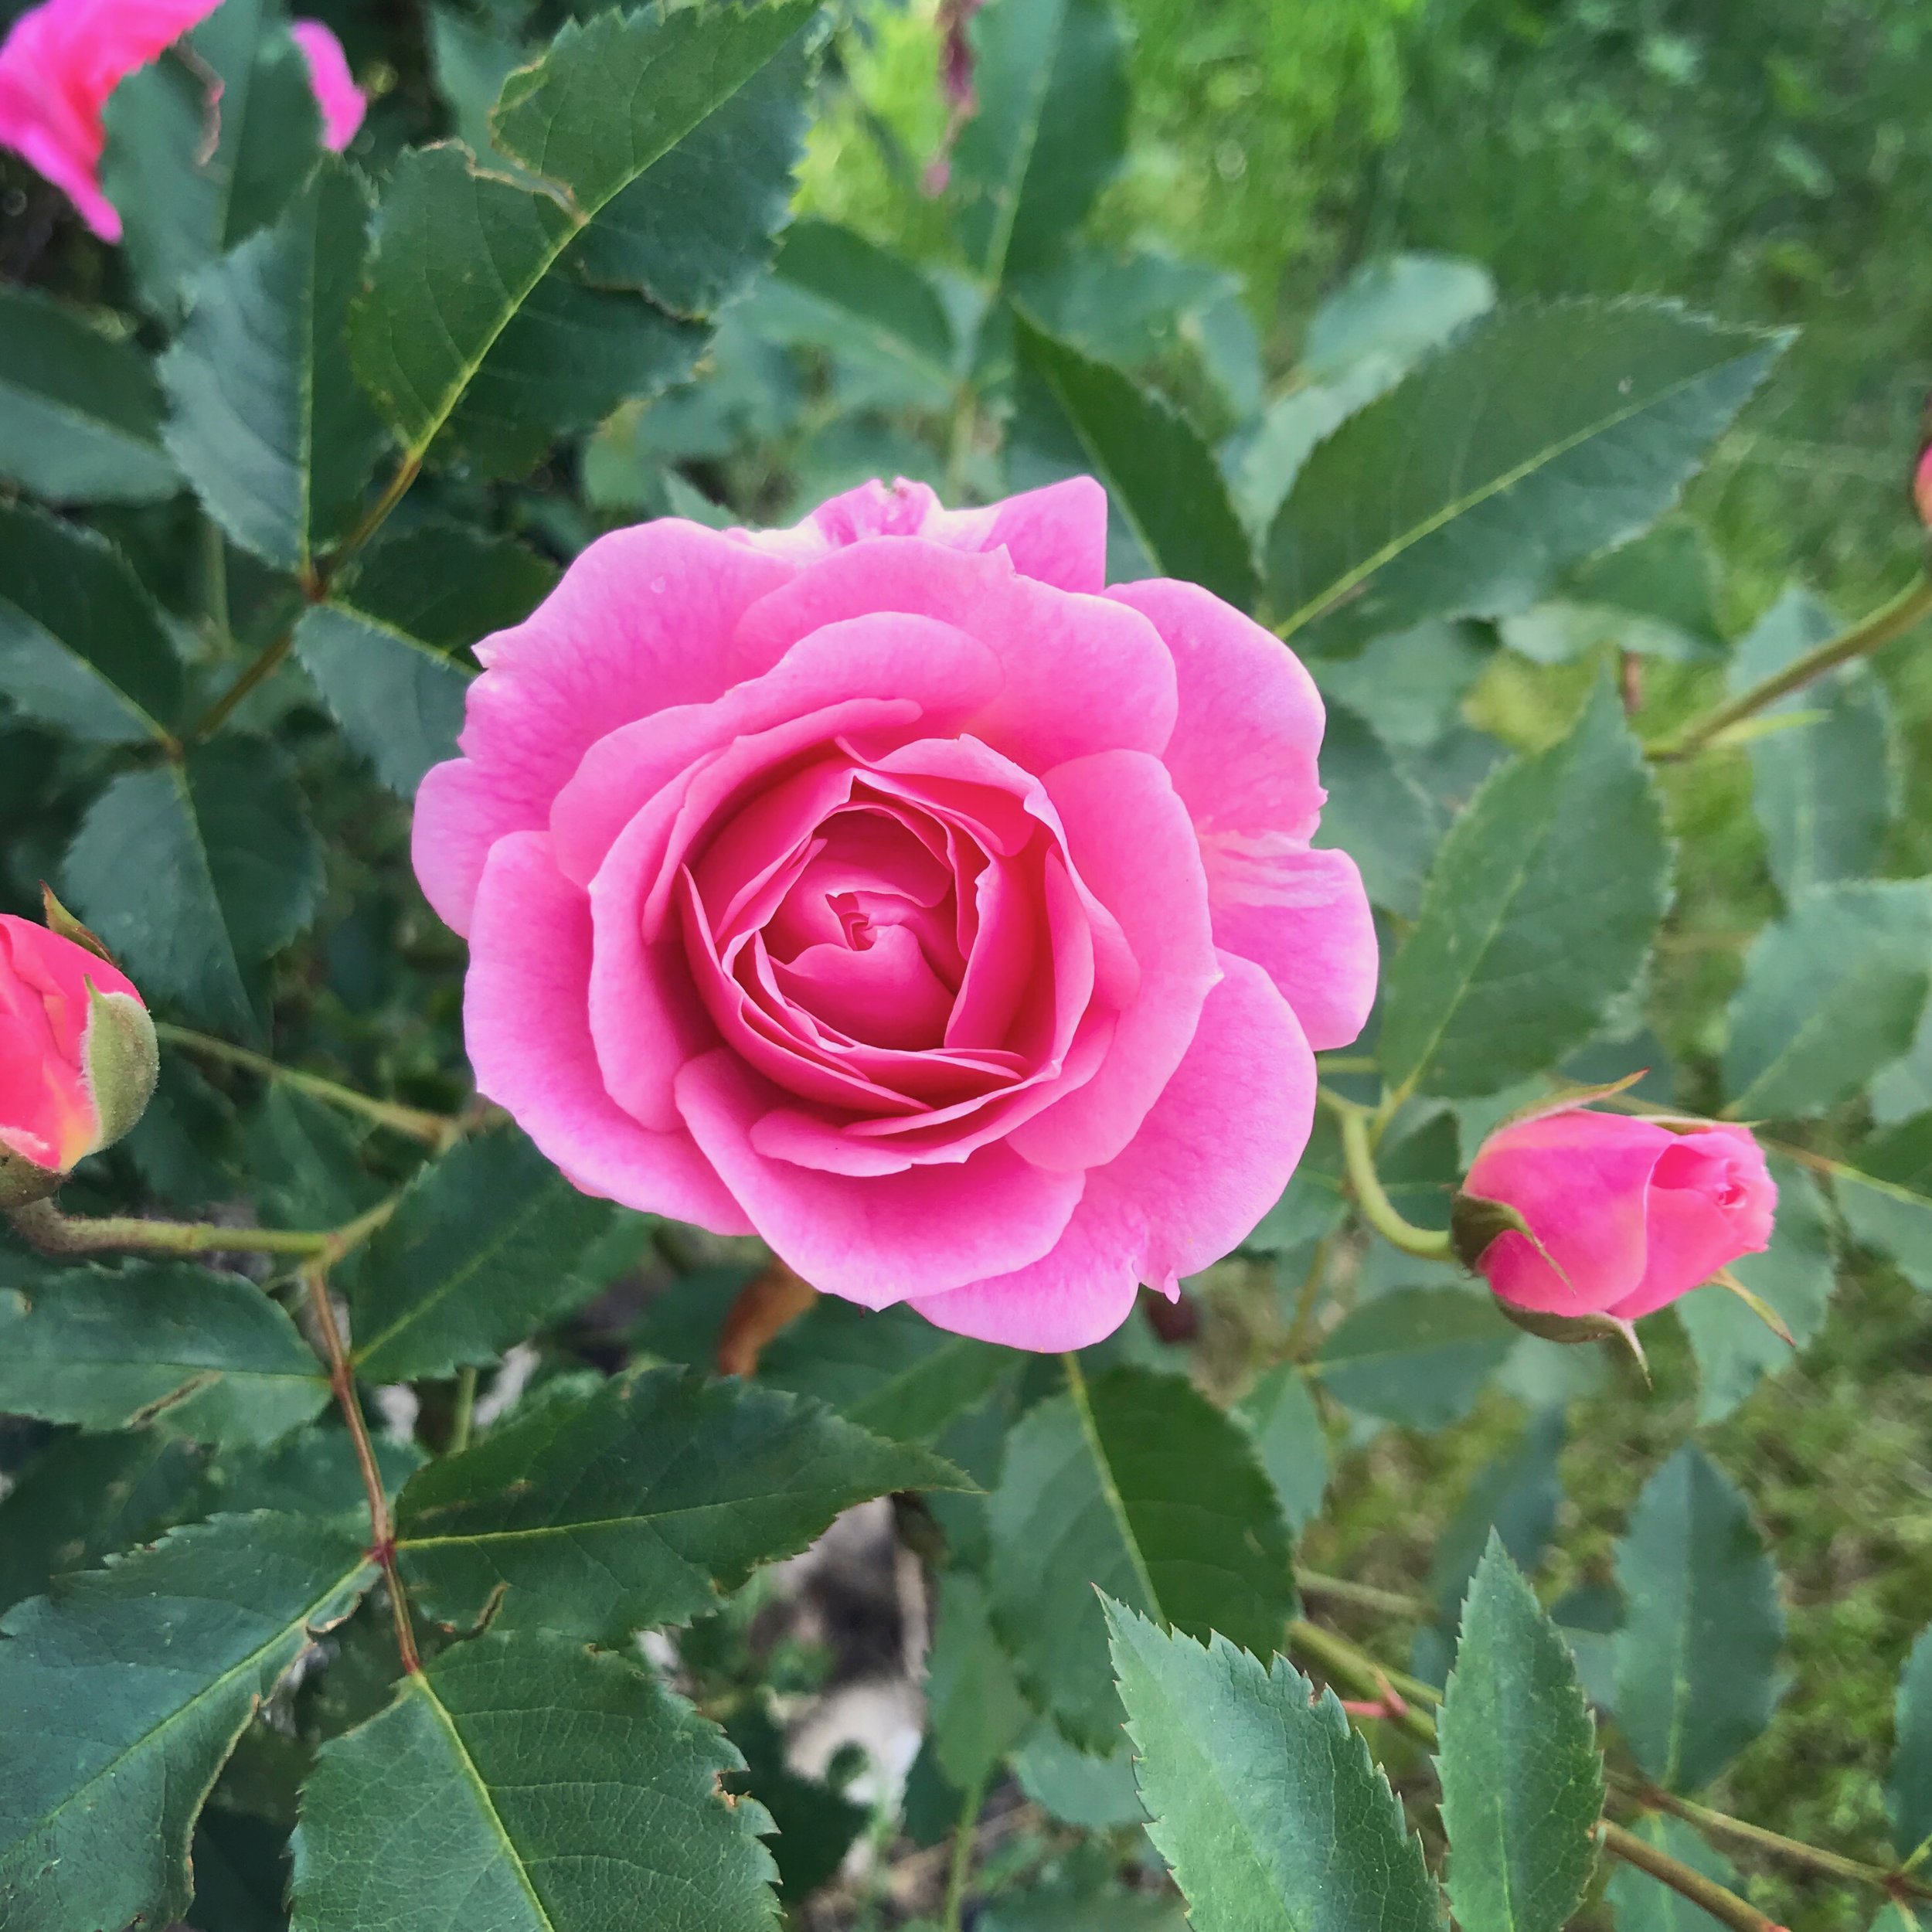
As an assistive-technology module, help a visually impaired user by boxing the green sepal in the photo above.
[1492,1298,1649,1377]
[39,883,117,965]
[82,983,159,1155]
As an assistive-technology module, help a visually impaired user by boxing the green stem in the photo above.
[7,1190,399,1265]
[1321,1090,1454,1260]
[943,386,978,503]
[448,1365,478,1455]
[941,1774,987,1932]
[330,455,421,567]
[1650,570,1932,760]
[1282,1236,1335,1360]
[1634,1786,1930,1899]
[1297,1571,1430,1619]
[155,1022,458,1147]
[1286,1620,1784,1932]
[202,517,229,645]
[190,629,295,740]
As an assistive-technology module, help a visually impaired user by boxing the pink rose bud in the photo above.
[0,0,365,243]
[1915,444,1932,531]
[0,910,158,1208]
[1453,1107,1775,1326]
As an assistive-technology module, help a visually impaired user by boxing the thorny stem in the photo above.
[304,1254,421,1674]
[9,1191,400,1262]
[1320,1088,1455,1260]
[940,1775,987,1932]
[1649,570,1932,761]
[155,1022,459,1147]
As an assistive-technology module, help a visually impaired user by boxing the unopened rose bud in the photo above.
[1453,1105,1774,1327]
[0,912,157,1208]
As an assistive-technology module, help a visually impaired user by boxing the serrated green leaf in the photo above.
[1437,1536,1602,1932]
[1427,1406,1566,1623]
[1379,675,1671,1097]
[1614,1444,1783,1791]
[343,1130,615,1384]
[1010,1722,1145,1830]
[1678,1156,1834,1420]
[1267,301,1785,652]
[1731,587,1895,898]
[0,1512,373,1932]
[1232,1362,1330,1533]
[0,1260,328,1446]
[988,1362,1295,1750]
[1604,1815,1740,1932]
[1837,1114,1932,1293]
[927,1570,1032,1791]
[289,1628,778,1932]
[723,1696,869,1901]
[0,502,184,743]
[351,0,815,473]
[1312,702,1447,920]
[0,287,177,504]
[64,734,325,1041]
[164,158,384,573]
[1313,1288,1516,1428]
[102,0,325,324]
[1009,310,1258,607]
[1107,1602,1441,1932]
[1015,245,1240,374]
[394,1365,962,1641]
[1890,1627,1932,1863]
[1722,879,1932,1119]
[0,1429,206,1614]
[951,0,1128,284]
[757,1298,1012,1443]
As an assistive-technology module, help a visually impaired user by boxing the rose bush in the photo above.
[1457,1105,1776,1322]
[0,0,362,241]
[0,913,156,1206]
[412,476,1376,1349]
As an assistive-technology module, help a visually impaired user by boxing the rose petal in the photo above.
[464,829,750,1232]
[1607,1125,1777,1320]
[675,1047,1082,1304]
[912,953,1315,1348]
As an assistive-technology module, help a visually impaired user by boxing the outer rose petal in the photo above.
[1607,1125,1776,1321]
[464,830,752,1233]
[674,1048,1083,1307]
[734,476,1108,593]
[730,538,1179,770]
[912,953,1315,1349]
[1465,1111,1673,1315]
[1107,577,1376,1051]
[411,520,795,934]
[290,20,363,149]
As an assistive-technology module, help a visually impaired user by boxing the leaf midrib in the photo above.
[1277,339,1772,638]
[1063,1356,1161,1616]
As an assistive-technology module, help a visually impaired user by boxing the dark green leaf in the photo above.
[289,1629,778,1931]
[189,1427,424,1520]
[1722,879,1932,1119]
[102,0,325,323]
[1427,1406,1566,1623]
[951,0,1128,284]
[1604,1815,1740,1932]
[1267,302,1785,653]
[0,502,184,743]
[344,1130,616,1384]
[1313,702,1447,920]
[351,0,815,472]
[0,1512,373,1932]
[988,1363,1295,1750]
[982,1875,1185,1932]
[395,1366,961,1641]
[164,158,384,573]
[248,1087,380,1232]
[1009,310,1258,607]
[723,1697,868,1901]
[0,1260,328,1446]
[1232,1362,1330,1533]
[757,1299,1013,1443]
[1246,1107,1348,1252]
[1010,1723,1145,1830]
[1015,245,1239,373]
[0,287,177,504]
[1314,1289,1515,1428]
[0,1429,206,1614]
[1837,1114,1932,1293]
[1732,588,1895,897]
[1678,1155,1834,1420]
[349,521,560,651]
[1890,1625,1932,1862]
[1614,1444,1783,1791]
[65,734,325,1041]
[1437,1536,1602,1932]
[1107,1602,1441,1932]
[927,1570,1033,1791]
[1379,676,1670,1097]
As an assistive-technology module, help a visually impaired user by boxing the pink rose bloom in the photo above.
[0,914,157,1203]
[413,478,1376,1349]
[0,0,362,243]
[1462,1107,1776,1321]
